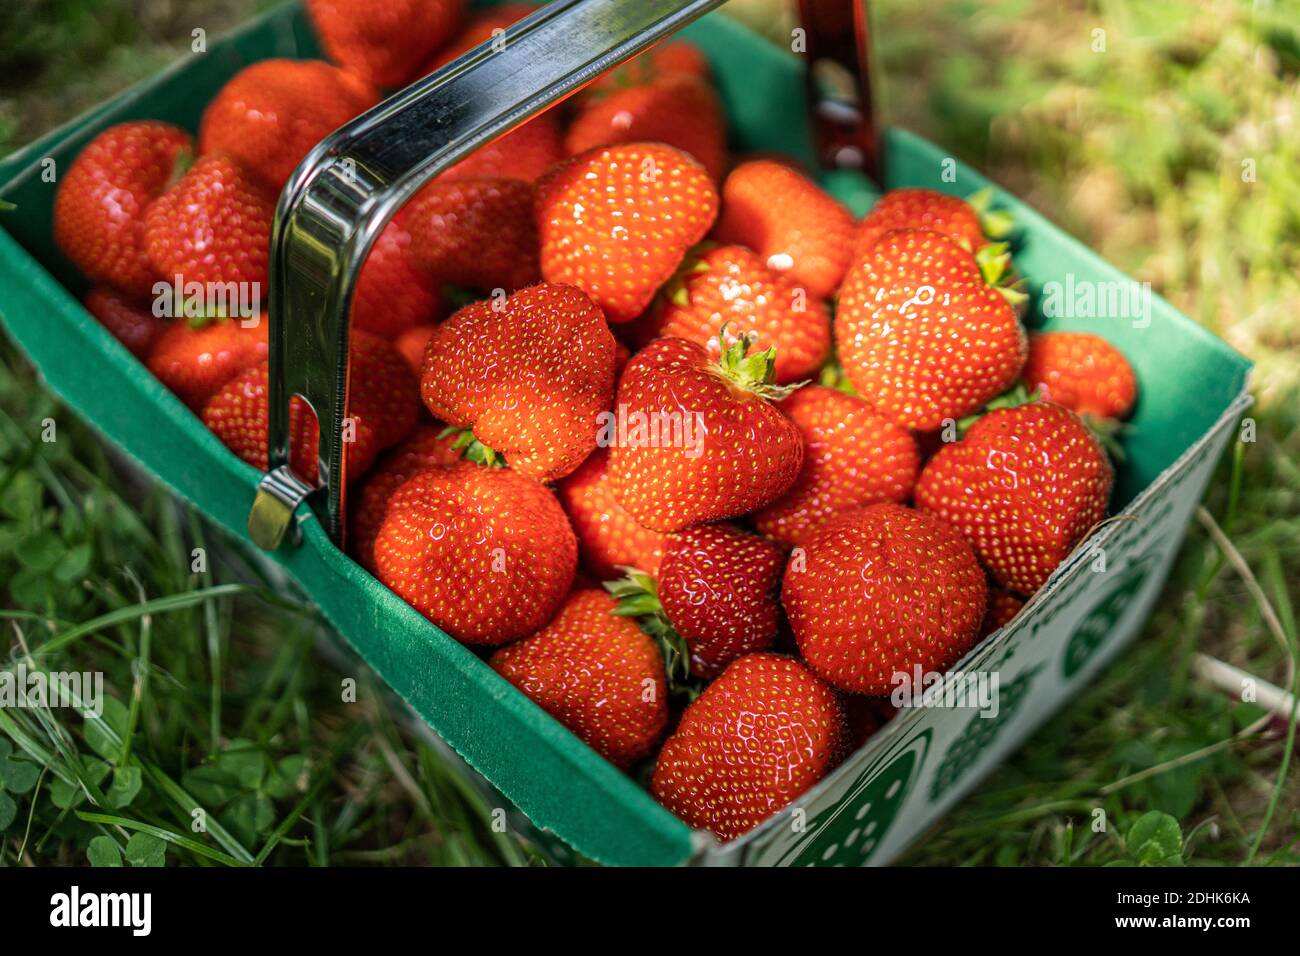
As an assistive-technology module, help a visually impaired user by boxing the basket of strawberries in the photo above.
[0,0,1251,866]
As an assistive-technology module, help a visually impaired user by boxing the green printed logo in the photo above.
[1061,551,1159,679]
[928,666,1042,800]
[782,730,930,867]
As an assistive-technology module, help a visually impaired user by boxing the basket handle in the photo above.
[250,0,878,551]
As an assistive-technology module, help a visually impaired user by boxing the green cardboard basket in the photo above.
[0,0,1252,866]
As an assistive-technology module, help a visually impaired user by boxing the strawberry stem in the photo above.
[967,187,1016,240]
[438,425,505,468]
[605,570,702,696]
[712,323,805,401]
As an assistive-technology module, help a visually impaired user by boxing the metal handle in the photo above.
[798,0,881,180]
[251,0,878,550]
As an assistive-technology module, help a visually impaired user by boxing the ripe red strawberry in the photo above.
[84,287,167,360]
[536,143,718,323]
[555,447,666,580]
[650,653,846,841]
[147,315,268,409]
[565,73,726,181]
[915,401,1113,596]
[439,112,565,183]
[835,228,1027,430]
[306,0,466,87]
[423,3,538,73]
[1022,331,1137,420]
[53,121,193,299]
[711,159,854,300]
[198,59,378,190]
[754,385,919,548]
[633,244,830,385]
[783,503,987,695]
[351,216,443,337]
[621,523,783,679]
[372,464,577,645]
[980,586,1024,638]
[350,424,463,570]
[608,336,804,533]
[405,178,538,291]
[420,283,615,482]
[202,330,419,482]
[854,188,996,260]
[489,588,667,769]
[393,323,437,377]
[143,155,275,290]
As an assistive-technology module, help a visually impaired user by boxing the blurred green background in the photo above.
[0,0,1296,866]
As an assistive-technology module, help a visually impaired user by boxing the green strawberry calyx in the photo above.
[817,354,859,397]
[438,425,506,469]
[974,242,1030,309]
[660,242,716,310]
[712,324,805,401]
[967,187,1016,241]
[605,569,703,700]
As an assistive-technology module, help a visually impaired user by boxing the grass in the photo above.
[1,0,1298,867]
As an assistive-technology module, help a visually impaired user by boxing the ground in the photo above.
[0,0,1296,867]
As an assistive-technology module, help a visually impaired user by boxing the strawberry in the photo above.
[834,228,1027,430]
[711,159,854,300]
[419,283,615,483]
[980,586,1024,638]
[143,154,275,291]
[611,523,783,680]
[914,400,1113,596]
[53,121,193,299]
[372,464,577,645]
[1022,331,1137,420]
[84,287,167,360]
[147,315,268,409]
[608,335,804,533]
[489,588,667,769]
[350,424,463,570]
[306,0,466,87]
[555,447,666,580]
[854,188,1000,260]
[650,653,846,841]
[754,385,919,548]
[393,323,437,378]
[352,216,443,337]
[423,3,538,73]
[536,143,718,323]
[633,244,830,385]
[198,59,378,190]
[202,330,419,482]
[438,112,565,183]
[783,503,987,695]
[565,73,727,181]
[405,178,538,292]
